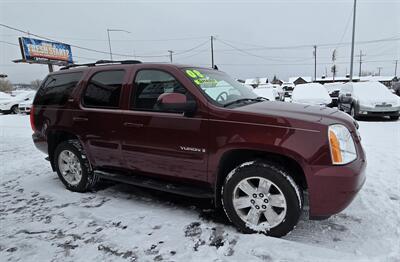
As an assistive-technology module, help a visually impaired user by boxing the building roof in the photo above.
[359,75,397,82]
[288,76,312,83]
[315,76,360,82]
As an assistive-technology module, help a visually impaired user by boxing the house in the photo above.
[359,75,398,87]
[315,75,360,84]
[271,78,283,85]
[288,76,312,85]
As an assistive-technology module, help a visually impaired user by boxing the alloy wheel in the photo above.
[232,176,287,229]
[58,150,82,186]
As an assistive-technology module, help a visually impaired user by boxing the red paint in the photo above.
[32,63,366,219]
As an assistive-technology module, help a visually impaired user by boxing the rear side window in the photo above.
[34,72,83,105]
[82,70,125,108]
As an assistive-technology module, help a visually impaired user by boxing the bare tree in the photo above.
[30,79,42,90]
[331,49,337,81]
[0,79,13,93]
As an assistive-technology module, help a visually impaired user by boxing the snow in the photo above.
[253,88,277,101]
[288,76,312,83]
[292,83,332,105]
[324,82,345,93]
[1,114,400,261]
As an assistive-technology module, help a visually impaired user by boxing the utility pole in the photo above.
[168,50,174,63]
[356,50,366,76]
[349,0,357,81]
[211,35,214,68]
[107,29,131,61]
[377,67,383,76]
[395,60,398,77]
[313,45,317,82]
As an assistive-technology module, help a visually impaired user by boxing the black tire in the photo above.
[54,139,98,192]
[350,104,360,120]
[390,115,399,120]
[11,105,19,114]
[221,160,303,237]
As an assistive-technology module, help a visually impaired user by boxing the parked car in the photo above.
[18,100,33,114]
[324,83,344,107]
[281,82,295,98]
[338,82,400,120]
[291,83,332,107]
[0,90,36,114]
[253,86,278,101]
[31,60,366,237]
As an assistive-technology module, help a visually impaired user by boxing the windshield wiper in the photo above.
[223,97,268,107]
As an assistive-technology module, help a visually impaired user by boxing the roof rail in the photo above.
[60,59,142,70]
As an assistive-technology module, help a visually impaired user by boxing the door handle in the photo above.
[73,117,88,122]
[123,122,144,128]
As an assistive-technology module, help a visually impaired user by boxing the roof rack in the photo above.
[60,59,142,70]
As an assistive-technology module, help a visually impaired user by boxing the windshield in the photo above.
[183,68,258,107]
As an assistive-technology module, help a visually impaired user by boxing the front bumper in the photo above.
[358,105,400,117]
[307,155,367,219]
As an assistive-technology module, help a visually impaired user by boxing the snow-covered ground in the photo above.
[0,115,399,261]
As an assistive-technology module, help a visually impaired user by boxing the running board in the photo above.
[95,170,213,199]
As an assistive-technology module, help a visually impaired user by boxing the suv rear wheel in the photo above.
[54,139,98,192]
[221,161,302,237]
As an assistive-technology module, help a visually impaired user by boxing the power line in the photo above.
[218,35,400,51]
[0,23,169,58]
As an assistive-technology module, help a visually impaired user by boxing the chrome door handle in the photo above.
[73,117,88,122]
[123,122,144,128]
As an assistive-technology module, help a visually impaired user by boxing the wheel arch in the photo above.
[214,148,308,208]
[47,130,82,171]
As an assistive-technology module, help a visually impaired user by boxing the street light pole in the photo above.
[107,29,112,60]
[349,0,357,82]
[106,29,131,61]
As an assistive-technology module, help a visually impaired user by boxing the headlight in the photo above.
[328,124,357,165]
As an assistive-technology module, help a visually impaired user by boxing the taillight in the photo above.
[30,105,35,131]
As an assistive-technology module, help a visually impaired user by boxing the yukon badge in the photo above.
[179,146,206,153]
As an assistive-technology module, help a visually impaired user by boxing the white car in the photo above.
[0,91,36,114]
[338,81,400,120]
[253,87,278,101]
[18,100,33,114]
[291,83,332,106]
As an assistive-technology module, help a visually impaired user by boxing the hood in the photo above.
[233,101,357,131]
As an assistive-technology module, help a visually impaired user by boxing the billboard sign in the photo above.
[19,37,73,64]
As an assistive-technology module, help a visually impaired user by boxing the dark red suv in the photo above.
[31,60,366,237]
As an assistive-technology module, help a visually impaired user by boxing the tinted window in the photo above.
[83,70,124,108]
[34,72,83,105]
[132,70,191,111]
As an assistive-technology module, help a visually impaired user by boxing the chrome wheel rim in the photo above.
[233,176,287,230]
[58,150,82,186]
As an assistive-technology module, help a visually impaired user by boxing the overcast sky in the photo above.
[1,0,399,83]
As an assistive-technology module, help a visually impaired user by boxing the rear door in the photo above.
[73,69,127,169]
[120,69,209,182]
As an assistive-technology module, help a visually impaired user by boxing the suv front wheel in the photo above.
[54,139,98,192]
[221,161,302,237]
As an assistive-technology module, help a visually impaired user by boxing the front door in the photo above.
[120,69,208,182]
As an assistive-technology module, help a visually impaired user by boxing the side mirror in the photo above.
[156,93,197,116]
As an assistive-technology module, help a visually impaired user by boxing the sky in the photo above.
[0,0,399,83]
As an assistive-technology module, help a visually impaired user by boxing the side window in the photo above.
[132,70,191,111]
[34,72,83,105]
[83,70,125,108]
